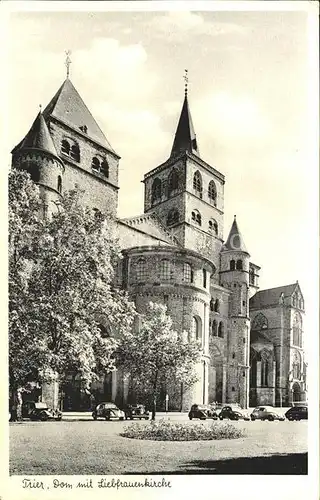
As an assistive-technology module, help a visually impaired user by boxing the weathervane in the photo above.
[183,69,189,96]
[65,50,72,79]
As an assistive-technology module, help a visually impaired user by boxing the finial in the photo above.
[65,50,72,79]
[183,69,189,96]
[234,214,236,220]
[39,104,42,112]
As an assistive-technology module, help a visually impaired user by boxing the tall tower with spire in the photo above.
[11,110,65,215]
[143,74,225,275]
[220,216,251,408]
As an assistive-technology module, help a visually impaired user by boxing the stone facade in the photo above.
[12,76,307,411]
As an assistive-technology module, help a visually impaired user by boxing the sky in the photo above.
[4,6,318,355]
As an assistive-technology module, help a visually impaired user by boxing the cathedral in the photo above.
[11,73,308,410]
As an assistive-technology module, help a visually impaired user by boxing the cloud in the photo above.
[148,11,248,42]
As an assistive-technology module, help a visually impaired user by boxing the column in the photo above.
[256,361,262,387]
[111,369,117,402]
[272,361,276,406]
[222,364,227,403]
[123,373,130,405]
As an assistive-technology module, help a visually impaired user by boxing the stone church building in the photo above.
[11,75,307,410]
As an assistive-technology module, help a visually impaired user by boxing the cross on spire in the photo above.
[65,50,72,79]
[183,69,188,96]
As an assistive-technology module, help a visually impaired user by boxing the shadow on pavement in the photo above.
[125,452,308,475]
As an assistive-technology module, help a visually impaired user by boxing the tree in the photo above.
[116,302,202,420]
[9,168,135,415]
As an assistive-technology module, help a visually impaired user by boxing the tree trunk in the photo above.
[11,388,23,421]
[179,382,184,412]
[151,374,158,420]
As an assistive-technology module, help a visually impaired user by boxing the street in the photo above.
[10,414,308,475]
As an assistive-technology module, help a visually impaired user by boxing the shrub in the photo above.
[120,419,245,441]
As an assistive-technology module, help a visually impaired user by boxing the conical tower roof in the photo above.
[223,216,249,253]
[170,94,199,158]
[43,79,118,156]
[12,111,60,159]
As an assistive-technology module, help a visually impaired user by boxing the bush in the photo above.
[120,419,245,441]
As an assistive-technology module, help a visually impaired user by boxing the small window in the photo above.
[208,180,217,206]
[212,320,217,336]
[79,125,87,133]
[232,353,235,359]
[70,144,80,162]
[61,139,70,155]
[210,298,214,311]
[168,170,179,196]
[218,322,224,338]
[151,178,162,204]
[92,157,100,172]
[167,208,179,226]
[191,209,201,226]
[193,171,202,198]
[101,160,109,178]
[214,299,220,313]
[249,268,255,285]
[209,219,218,235]
[230,260,235,271]
[236,260,243,270]
[183,263,193,283]
[136,259,147,282]
[57,175,62,193]
[232,387,235,392]
[203,269,207,288]
[160,259,172,281]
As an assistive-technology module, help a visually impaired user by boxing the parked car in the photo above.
[250,406,285,421]
[285,406,308,421]
[124,404,149,420]
[22,401,62,421]
[188,404,218,420]
[219,404,250,421]
[209,402,223,416]
[92,402,125,421]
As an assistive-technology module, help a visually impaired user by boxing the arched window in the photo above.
[192,316,202,342]
[236,259,243,270]
[208,180,217,205]
[249,268,255,285]
[212,319,217,336]
[151,178,162,204]
[160,259,172,281]
[167,208,179,226]
[92,157,100,172]
[252,313,268,331]
[214,299,220,313]
[202,269,207,288]
[208,219,218,235]
[260,350,272,387]
[210,298,214,311]
[136,259,147,282]
[101,160,109,178]
[168,170,179,196]
[61,139,70,155]
[191,209,201,226]
[230,260,235,271]
[292,313,302,347]
[193,171,202,198]
[70,143,80,162]
[183,263,193,283]
[292,352,301,379]
[57,175,62,193]
[218,322,224,338]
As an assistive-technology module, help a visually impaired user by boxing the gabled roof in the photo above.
[120,213,180,246]
[170,95,199,158]
[43,79,117,155]
[11,111,60,160]
[250,283,299,308]
[222,216,248,254]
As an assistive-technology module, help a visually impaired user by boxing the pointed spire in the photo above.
[223,215,249,253]
[170,71,199,158]
[14,110,60,159]
[65,50,72,79]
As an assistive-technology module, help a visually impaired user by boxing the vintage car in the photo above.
[22,401,62,421]
[124,404,149,420]
[250,406,285,421]
[209,402,223,416]
[92,402,125,421]
[219,404,250,421]
[188,404,218,420]
[285,405,308,421]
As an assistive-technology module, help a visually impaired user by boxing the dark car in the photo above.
[92,402,125,421]
[124,404,149,420]
[22,401,62,421]
[285,406,308,421]
[219,404,250,421]
[188,404,218,420]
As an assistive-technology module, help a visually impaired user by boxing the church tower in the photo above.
[11,110,65,215]
[143,76,225,274]
[220,216,251,408]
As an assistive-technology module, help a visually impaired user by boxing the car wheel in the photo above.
[105,416,110,421]
[232,415,239,421]
[119,417,124,421]
[219,415,223,420]
[268,415,274,421]
[189,416,192,420]
[40,413,48,422]
[145,417,149,420]
[57,416,62,421]
[130,416,133,420]
[250,415,255,421]
[93,415,97,420]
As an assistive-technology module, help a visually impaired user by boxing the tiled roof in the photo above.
[43,79,117,155]
[120,213,179,245]
[12,111,60,159]
[170,95,199,158]
[250,283,298,308]
[222,216,248,253]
